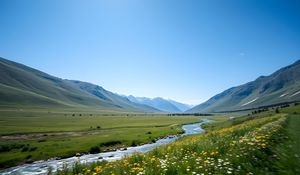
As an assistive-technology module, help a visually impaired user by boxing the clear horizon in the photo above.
[1,0,300,105]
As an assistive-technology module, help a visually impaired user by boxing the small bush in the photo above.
[21,146,29,152]
[0,143,26,152]
[89,146,101,154]
[100,140,122,147]
[29,147,38,152]
[0,145,11,152]
[38,139,46,142]
[131,140,138,146]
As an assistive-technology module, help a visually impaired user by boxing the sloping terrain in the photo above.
[168,99,193,112]
[188,60,300,113]
[0,57,158,112]
[127,96,183,112]
[66,80,160,112]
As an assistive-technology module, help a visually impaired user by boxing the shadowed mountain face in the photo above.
[127,96,192,112]
[168,99,194,112]
[66,80,160,112]
[2,56,298,114]
[0,57,159,112]
[188,60,300,113]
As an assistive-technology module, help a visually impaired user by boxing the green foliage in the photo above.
[271,113,300,174]
[0,143,25,152]
[99,140,122,147]
[89,146,101,154]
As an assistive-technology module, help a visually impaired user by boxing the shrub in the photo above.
[0,143,26,152]
[100,140,122,147]
[38,139,46,142]
[29,147,38,152]
[131,140,138,146]
[89,146,101,154]
[21,146,29,152]
[0,145,11,152]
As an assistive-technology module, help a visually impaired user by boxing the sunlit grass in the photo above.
[0,110,200,169]
[57,114,287,175]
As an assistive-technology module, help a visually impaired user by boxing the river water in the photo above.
[1,119,211,175]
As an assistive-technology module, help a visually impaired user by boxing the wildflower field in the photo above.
[57,107,300,174]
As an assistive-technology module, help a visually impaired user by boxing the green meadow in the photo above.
[0,109,201,169]
[56,104,300,175]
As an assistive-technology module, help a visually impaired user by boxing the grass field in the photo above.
[0,109,201,169]
[271,113,300,174]
[0,110,201,134]
[56,104,300,175]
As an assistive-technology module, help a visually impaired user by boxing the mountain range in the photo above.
[0,57,159,112]
[1,57,300,114]
[127,96,193,112]
[188,59,300,113]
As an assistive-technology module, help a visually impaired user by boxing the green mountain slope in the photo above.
[0,57,158,112]
[188,59,300,113]
[66,80,160,112]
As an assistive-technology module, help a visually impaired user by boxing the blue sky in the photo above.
[0,0,300,104]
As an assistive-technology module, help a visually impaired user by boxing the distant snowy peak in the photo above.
[127,96,193,112]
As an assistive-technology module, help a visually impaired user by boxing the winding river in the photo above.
[1,119,211,175]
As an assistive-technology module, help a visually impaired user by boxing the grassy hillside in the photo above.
[67,80,160,113]
[56,104,300,175]
[0,57,158,112]
[189,60,300,113]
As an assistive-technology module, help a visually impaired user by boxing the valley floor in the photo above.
[54,104,300,175]
[0,109,201,169]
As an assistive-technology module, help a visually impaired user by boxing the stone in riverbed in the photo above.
[75,153,81,157]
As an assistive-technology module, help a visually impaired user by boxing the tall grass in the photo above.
[57,114,287,175]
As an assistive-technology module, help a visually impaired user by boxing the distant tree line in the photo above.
[167,113,213,116]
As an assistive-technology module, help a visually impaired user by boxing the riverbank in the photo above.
[54,113,288,175]
[1,119,211,174]
[0,113,201,169]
